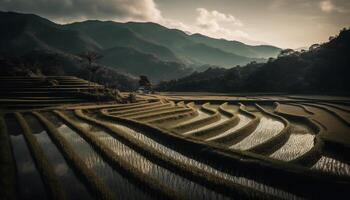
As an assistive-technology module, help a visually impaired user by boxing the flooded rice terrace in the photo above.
[2,92,350,199]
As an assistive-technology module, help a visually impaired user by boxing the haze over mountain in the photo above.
[0,11,281,83]
[157,28,350,94]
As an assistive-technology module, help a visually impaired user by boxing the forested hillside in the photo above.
[158,28,350,94]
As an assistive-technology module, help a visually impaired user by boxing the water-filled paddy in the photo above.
[92,113,300,199]
[49,115,152,200]
[270,122,315,161]
[231,116,284,150]
[5,114,47,199]
[24,114,92,199]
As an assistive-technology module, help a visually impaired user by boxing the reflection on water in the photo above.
[5,113,47,200]
[66,113,231,199]
[270,124,315,161]
[25,113,93,200]
[313,156,350,177]
[10,134,47,200]
[93,115,301,199]
[231,117,284,150]
[56,122,151,200]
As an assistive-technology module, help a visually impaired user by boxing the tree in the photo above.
[278,49,295,57]
[139,75,152,92]
[78,51,103,86]
[309,44,320,51]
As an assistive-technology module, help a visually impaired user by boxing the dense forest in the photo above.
[157,28,350,94]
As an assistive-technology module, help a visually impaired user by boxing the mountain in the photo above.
[178,43,264,67]
[113,22,276,67]
[0,11,102,55]
[0,11,281,84]
[65,20,179,62]
[99,46,192,82]
[157,28,350,94]
[0,11,192,82]
[66,20,280,67]
[189,33,281,58]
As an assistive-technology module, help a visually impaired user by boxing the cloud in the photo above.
[0,1,262,44]
[196,8,242,30]
[320,0,336,12]
[0,0,162,23]
[319,0,349,13]
[188,8,256,43]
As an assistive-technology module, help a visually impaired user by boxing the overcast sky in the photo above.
[1,0,349,48]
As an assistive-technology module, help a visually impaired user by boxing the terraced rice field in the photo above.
[1,77,350,199]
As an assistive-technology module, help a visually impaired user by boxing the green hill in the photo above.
[0,11,282,84]
[65,20,179,62]
[0,11,101,55]
[118,22,273,67]
[100,46,192,82]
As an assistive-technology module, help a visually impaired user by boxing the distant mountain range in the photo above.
[157,28,350,94]
[0,11,281,83]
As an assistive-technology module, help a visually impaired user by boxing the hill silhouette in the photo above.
[157,28,350,94]
[0,11,282,82]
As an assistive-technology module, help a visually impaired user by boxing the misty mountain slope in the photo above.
[179,43,263,67]
[158,28,350,94]
[100,46,193,82]
[121,22,273,67]
[65,20,179,62]
[190,33,281,58]
[0,11,102,55]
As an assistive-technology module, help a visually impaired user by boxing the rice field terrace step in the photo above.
[107,102,173,116]
[274,103,313,117]
[2,91,350,199]
[184,103,237,138]
[4,113,49,199]
[147,103,198,126]
[241,103,290,155]
[95,106,350,199]
[117,105,180,119]
[0,87,103,91]
[77,110,293,199]
[16,113,69,200]
[191,103,240,140]
[52,111,180,200]
[170,103,220,134]
[66,102,149,111]
[274,102,350,173]
[103,101,164,112]
[147,110,198,126]
[130,108,193,121]
[299,103,350,152]
[34,112,119,200]
[204,103,258,146]
[272,102,320,166]
[57,110,259,200]
[303,103,350,126]
[0,83,92,87]
[320,102,350,112]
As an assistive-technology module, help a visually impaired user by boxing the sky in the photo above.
[0,0,349,48]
